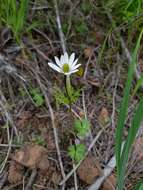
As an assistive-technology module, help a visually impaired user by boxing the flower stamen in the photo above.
[63,63,70,73]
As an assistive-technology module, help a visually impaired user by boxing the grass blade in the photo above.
[118,96,143,190]
[115,29,143,176]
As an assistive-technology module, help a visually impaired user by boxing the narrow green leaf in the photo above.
[118,96,143,190]
[132,74,143,96]
[115,29,143,177]
[137,182,143,190]
[115,30,143,190]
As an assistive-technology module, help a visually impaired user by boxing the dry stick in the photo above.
[88,155,116,190]
[88,142,125,190]
[35,73,66,183]
[54,0,66,53]
[25,169,37,190]
[107,12,143,90]
[73,163,78,190]
[33,28,55,52]
[120,37,143,87]
[53,1,78,189]
[0,172,8,189]
[0,124,13,174]
[59,129,103,186]
[0,91,14,174]
[0,90,18,136]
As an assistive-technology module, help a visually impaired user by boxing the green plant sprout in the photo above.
[67,118,90,162]
[30,88,45,107]
[0,0,29,44]
[68,144,86,163]
[32,135,46,146]
[74,118,90,138]
[54,86,81,106]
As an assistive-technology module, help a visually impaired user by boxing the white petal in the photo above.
[60,55,65,65]
[69,53,75,65]
[65,69,79,75]
[63,52,69,63]
[71,63,81,70]
[54,56,61,67]
[71,58,78,67]
[48,62,62,73]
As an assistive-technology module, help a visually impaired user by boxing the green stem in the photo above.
[66,75,72,98]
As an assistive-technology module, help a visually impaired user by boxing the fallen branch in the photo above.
[25,169,37,190]
[0,172,7,189]
[32,64,66,189]
[88,155,116,190]
[54,0,66,53]
[106,12,143,90]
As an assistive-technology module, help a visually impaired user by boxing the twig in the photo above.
[0,54,26,82]
[88,155,116,190]
[0,144,21,147]
[106,12,143,90]
[2,182,22,190]
[0,124,13,174]
[73,163,78,190]
[33,68,66,188]
[0,90,18,136]
[0,172,8,189]
[120,37,143,86]
[59,129,103,185]
[33,28,55,52]
[88,142,125,190]
[54,0,66,53]
[25,169,37,190]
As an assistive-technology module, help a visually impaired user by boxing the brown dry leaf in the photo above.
[84,47,94,58]
[12,144,49,171]
[133,137,143,161]
[102,174,116,190]
[8,161,23,184]
[98,107,110,126]
[77,155,102,184]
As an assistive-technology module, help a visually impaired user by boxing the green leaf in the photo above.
[74,119,90,138]
[118,96,143,190]
[30,88,44,107]
[68,144,86,163]
[115,28,143,177]
[116,29,143,190]
[134,181,143,190]
[132,74,143,96]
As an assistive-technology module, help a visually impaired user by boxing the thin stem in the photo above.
[66,75,72,108]
[66,75,72,97]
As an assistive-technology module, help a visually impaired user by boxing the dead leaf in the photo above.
[12,144,49,171]
[8,161,23,184]
[98,107,110,126]
[77,155,102,184]
[84,47,94,58]
[102,174,116,190]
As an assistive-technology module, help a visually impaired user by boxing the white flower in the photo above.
[48,52,81,75]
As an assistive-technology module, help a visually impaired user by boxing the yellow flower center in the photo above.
[62,63,70,73]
